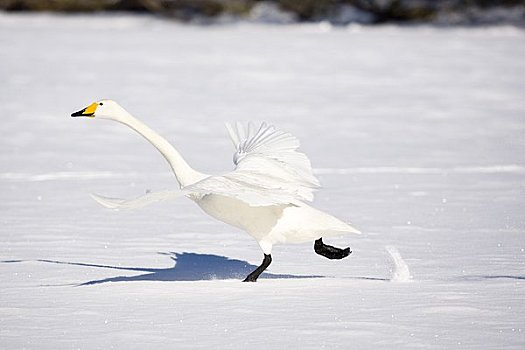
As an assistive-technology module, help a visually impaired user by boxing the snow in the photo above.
[386,246,412,282]
[1,13,525,349]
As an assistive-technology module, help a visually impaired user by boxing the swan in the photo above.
[71,100,361,282]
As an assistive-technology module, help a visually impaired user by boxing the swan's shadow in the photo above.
[459,274,525,281]
[36,252,324,285]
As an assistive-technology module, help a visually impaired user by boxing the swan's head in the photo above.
[71,99,126,120]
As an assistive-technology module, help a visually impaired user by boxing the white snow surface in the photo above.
[1,13,525,349]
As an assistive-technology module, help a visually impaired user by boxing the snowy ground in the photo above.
[1,13,524,349]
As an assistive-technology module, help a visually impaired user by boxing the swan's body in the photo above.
[72,100,360,281]
[197,194,356,254]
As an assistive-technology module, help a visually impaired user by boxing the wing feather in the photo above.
[90,189,185,210]
[186,122,321,207]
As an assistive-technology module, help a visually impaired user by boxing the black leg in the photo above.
[243,254,272,282]
[314,238,351,260]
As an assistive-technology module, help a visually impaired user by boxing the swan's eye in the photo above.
[99,102,104,106]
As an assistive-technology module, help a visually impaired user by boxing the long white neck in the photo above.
[108,109,207,188]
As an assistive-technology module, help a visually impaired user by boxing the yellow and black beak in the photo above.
[71,102,97,117]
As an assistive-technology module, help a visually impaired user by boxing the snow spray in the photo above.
[385,246,412,282]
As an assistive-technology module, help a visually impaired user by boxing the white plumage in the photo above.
[73,100,360,282]
[185,122,320,206]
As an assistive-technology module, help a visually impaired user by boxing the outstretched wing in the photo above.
[183,122,321,207]
[90,189,185,210]
[92,123,321,210]
[226,122,320,187]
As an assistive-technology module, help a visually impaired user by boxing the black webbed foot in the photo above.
[314,238,351,260]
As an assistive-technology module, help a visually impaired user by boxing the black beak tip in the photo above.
[71,109,85,117]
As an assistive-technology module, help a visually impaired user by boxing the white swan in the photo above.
[72,100,361,282]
